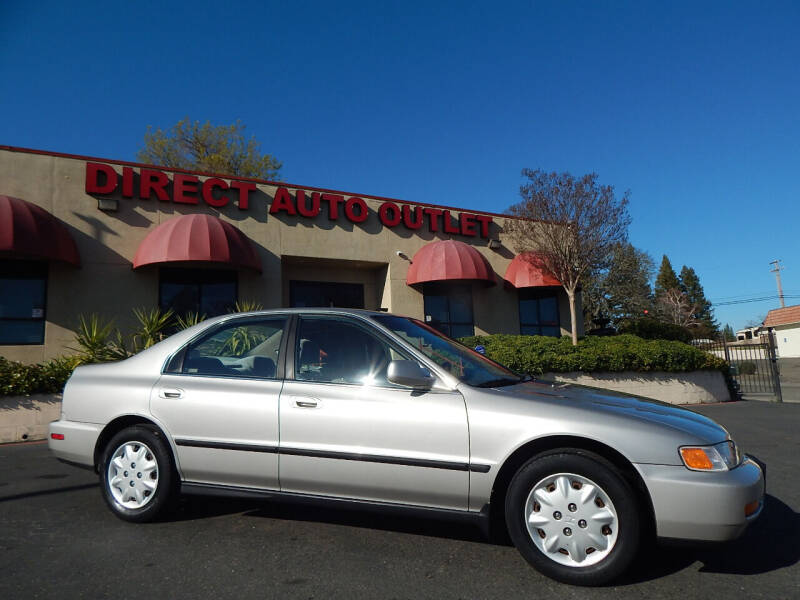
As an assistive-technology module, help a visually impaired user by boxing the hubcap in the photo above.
[524,473,619,567]
[107,441,159,510]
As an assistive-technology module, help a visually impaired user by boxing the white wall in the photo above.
[773,324,800,358]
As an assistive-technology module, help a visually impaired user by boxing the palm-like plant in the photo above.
[218,326,268,356]
[70,314,130,363]
[175,311,206,330]
[233,299,263,313]
[131,307,174,352]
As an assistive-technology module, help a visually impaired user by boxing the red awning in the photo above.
[406,240,495,286]
[133,214,261,272]
[504,252,560,288]
[0,195,80,266]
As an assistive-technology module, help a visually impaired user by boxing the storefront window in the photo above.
[519,290,560,337]
[290,281,365,309]
[0,261,47,345]
[423,282,474,339]
[159,268,237,318]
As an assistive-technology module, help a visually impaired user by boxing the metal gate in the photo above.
[696,334,782,401]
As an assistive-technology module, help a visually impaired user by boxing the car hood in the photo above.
[490,379,729,444]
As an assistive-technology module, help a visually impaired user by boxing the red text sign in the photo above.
[270,187,492,238]
[86,163,255,209]
[86,163,493,237]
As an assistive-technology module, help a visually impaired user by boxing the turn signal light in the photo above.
[745,501,760,517]
[50,433,64,440]
[680,447,713,470]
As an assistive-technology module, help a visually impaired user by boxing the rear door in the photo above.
[278,314,470,510]
[150,316,287,490]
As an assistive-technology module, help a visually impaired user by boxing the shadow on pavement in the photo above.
[0,482,97,503]
[694,495,798,574]
[619,494,798,584]
[174,492,797,581]
[173,495,487,543]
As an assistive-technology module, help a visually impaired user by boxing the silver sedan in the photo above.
[49,308,764,585]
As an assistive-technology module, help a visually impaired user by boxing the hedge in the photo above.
[616,318,694,343]
[458,333,728,376]
[1,334,730,397]
[0,356,80,397]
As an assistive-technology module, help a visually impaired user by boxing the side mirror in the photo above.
[387,360,435,390]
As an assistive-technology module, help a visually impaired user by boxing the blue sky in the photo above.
[1,1,798,330]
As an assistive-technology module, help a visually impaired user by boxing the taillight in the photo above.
[50,433,64,440]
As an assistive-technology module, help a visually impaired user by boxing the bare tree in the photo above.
[506,169,631,345]
[656,288,701,328]
[744,315,766,328]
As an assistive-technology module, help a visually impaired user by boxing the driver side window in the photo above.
[181,317,286,379]
[294,317,410,387]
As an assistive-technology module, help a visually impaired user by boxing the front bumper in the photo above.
[48,419,103,469]
[636,455,765,542]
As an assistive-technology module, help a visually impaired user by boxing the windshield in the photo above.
[372,315,523,387]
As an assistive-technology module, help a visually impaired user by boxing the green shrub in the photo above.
[0,355,80,396]
[616,318,693,343]
[458,333,727,376]
[736,361,757,375]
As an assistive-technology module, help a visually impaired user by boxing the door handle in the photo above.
[159,388,184,399]
[291,396,320,408]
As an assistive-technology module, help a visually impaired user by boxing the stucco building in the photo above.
[0,145,580,364]
[763,305,800,358]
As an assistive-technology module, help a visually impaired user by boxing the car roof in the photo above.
[226,307,393,318]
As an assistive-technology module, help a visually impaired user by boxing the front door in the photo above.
[279,315,470,510]
[150,316,287,490]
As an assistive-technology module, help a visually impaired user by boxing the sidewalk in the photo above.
[778,357,800,403]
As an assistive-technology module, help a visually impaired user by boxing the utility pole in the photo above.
[770,260,785,308]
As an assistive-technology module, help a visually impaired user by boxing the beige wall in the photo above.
[0,147,582,363]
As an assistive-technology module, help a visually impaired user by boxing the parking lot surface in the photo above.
[1,401,798,599]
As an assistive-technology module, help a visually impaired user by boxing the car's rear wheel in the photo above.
[99,425,176,522]
[505,450,641,586]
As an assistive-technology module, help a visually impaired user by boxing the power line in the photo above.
[712,294,800,307]
[711,289,800,301]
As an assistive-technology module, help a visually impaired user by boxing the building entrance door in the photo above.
[290,280,365,308]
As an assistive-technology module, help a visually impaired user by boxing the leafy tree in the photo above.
[137,117,282,179]
[580,272,609,331]
[604,243,654,323]
[723,324,736,341]
[506,169,631,345]
[654,255,680,297]
[582,243,654,329]
[679,265,718,337]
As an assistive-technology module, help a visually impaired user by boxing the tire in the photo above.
[505,450,641,586]
[99,425,177,523]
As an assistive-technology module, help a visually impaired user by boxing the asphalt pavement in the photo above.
[1,401,798,599]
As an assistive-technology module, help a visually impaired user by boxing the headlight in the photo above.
[680,440,741,471]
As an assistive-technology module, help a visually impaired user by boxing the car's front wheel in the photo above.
[505,450,641,586]
[99,425,176,522]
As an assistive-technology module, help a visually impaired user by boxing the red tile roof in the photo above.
[763,305,800,327]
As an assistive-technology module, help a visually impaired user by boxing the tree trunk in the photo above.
[567,289,578,346]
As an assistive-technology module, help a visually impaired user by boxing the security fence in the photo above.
[694,334,782,401]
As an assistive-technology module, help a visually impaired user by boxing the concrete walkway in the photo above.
[778,358,800,402]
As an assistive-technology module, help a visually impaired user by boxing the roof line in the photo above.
[0,144,522,221]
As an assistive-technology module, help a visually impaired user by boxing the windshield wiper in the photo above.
[475,377,524,388]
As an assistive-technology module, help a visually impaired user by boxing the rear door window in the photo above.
[180,317,287,379]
